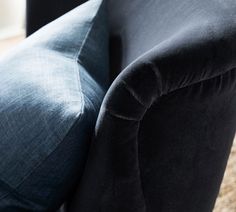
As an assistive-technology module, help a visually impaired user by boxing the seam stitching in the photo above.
[164,67,236,97]
[120,80,146,107]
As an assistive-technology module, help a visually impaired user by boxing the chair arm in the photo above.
[68,18,236,212]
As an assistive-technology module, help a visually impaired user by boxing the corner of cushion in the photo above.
[76,0,107,60]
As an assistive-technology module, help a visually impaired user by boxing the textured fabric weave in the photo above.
[0,0,109,210]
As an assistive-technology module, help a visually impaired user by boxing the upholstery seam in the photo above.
[104,108,140,121]
[163,67,236,98]
[148,62,163,97]
[0,179,19,200]
[146,59,236,103]
[0,183,39,205]
[0,63,85,206]
[120,80,146,108]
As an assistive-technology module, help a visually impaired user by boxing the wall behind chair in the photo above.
[0,0,26,40]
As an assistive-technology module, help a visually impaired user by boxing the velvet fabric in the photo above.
[27,0,236,211]
[0,0,109,211]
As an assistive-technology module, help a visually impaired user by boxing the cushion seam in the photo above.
[0,179,18,200]
[0,114,85,206]
[2,50,85,192]
[162,67,236,98]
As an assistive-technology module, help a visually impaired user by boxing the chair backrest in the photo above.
[27,0,235,80]
[26,0,87,36]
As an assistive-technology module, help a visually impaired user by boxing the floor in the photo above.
[214,138,236,212]
[0,36,235,211]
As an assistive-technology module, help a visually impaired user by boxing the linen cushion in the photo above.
[0,0,108,210]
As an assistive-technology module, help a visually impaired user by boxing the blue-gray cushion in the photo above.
[0,0,108,210]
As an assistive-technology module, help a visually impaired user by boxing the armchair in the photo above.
[27,0,236,211]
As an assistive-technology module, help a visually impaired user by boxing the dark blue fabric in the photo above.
[66,1,236,212]
[20,0,236,211]
[0,0,109,210]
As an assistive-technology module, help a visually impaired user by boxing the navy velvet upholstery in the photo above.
[0,0,108,210]
[26,0,236,211]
